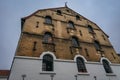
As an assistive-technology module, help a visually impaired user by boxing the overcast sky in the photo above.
[0,0,120,69]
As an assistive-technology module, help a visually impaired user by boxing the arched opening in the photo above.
[76,57,87,72]
[45,16,52,24]
[102,59,113,73]
[42,54,53,71]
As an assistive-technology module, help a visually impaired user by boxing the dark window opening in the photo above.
[43,32,53,43]
[85,48,89,57]
[88,25,94,33]
[57,10,62,15]
[76,57,87,72]
[42,54,53,71]
[94,41,101,50]
[45,16,52,24]
[102,60,113,73]
[71,37,79,47]
[68,21,74,29]
[79,30,83,36]
[66,9,70,12]
[33,41,37,51]
[36,21,39,28]
[76,15,80,20]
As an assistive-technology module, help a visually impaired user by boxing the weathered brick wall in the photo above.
[16,7,120,63]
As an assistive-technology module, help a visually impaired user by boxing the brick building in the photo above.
[8,6,120,80]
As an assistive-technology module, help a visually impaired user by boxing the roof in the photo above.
[0,70,10,76]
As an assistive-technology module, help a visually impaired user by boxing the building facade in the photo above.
[8,6,120,80]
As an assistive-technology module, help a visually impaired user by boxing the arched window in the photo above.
[43,32,53,43]
[94,41,101,50]
[68,21,74,28]
[72,37,79,47]
[76,57,87,72]
[42,54,53,71]
[45,16,52,24]
[102,59,112,73]
[88,25,94,33]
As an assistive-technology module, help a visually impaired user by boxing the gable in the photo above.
[22,6,108,37]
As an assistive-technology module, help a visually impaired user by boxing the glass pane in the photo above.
[42,54,53,71]
[76,57,87,72]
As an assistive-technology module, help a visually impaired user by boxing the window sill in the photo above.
[40,71,56,75]
[77,72,90,76]
[106,73,116,76]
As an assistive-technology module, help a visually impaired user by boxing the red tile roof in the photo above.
[0,70,10,76]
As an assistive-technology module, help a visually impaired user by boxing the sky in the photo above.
[0,0,120,69]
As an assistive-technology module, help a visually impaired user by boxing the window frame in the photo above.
[42,54,54,71]
[102,59,113,73]
[43,32,53,43]
[76,57,87,73]
[71,37,79,47]
[45,16,52,24]
[88,25,94,33]
[57,10,62,15]
[94,41,101,51]
[68,21,75,29]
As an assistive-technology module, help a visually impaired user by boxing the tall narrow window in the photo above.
[68,21,74,29]
[79,30,82,36]
[111,53,116,59]
[43,32,53,43]
[45,16,52,24]
[94,41,101,50]
[72,37,79,47]
[42,54,53,71]
[88,25,94,33]
[85,48,89,57]
[33,41,37,51]
[76,57,87,72]
[102,59,113,73]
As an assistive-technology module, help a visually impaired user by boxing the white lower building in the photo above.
[8,52,120,80]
